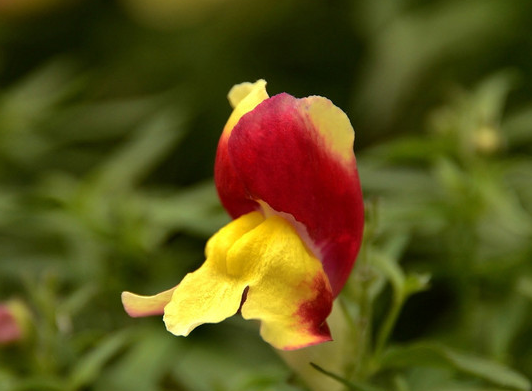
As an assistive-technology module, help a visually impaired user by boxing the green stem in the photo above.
[356,275,373,378]
[350,248,374,379]
[373,292,405,368]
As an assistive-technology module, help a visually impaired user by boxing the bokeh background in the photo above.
[1,0,532,390]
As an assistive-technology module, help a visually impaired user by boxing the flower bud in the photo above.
[0,300,31,346]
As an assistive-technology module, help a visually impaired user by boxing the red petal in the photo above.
[221,93,364,296]
[214,131,259,218]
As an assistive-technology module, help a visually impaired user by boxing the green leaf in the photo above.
[89,108,186,193]
[68,330,133,390]
[6,376,67,391]
[371,250,405,299]
[403,273,431,296]
[169,323,289,391]
[93,329,175,391]
[381,343,531,390]
[142,180,229,237]
[444,350,530,391]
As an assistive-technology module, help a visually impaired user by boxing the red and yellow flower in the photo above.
[122,80,364,350]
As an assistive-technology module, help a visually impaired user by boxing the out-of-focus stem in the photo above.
[373,293,404,362]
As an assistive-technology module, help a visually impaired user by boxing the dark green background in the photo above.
[1,1,532,390]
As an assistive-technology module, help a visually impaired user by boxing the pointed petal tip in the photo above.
[222,80,269,139]
[121,287,176,318]
[227,79,267,109]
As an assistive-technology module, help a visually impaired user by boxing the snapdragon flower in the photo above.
[122,80,364,350]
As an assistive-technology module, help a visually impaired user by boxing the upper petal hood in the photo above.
[215,86,364,296]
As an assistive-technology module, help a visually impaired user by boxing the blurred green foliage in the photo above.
[1,0,532,390]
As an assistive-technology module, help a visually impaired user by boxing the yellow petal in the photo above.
[228,215,333,350]
[227,79,268,109]
[121,287,176,317]
[204,210,264,266]
[161,211,333,350]
[163,263,247,336]
[223,79,269,137]
[163,211,263,335]
[303,95,355,163]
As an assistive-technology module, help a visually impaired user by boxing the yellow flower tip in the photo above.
[121,287,176,318]
[223,80,269,137]
[227,79,267,108]
[303,95,356,163]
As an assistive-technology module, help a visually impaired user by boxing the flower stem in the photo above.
[372,292,405,372]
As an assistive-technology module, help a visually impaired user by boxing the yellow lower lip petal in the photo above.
[230,214,333,350]
[122,210,333,350]
[162,211,333,350]
[163,211,264,336]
